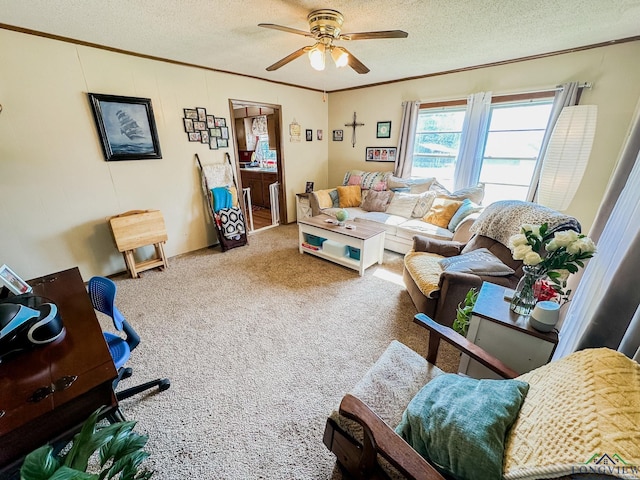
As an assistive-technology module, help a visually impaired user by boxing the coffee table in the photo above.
[298,214,386,276]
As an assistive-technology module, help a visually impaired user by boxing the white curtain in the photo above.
[453,92,492,191]
[526,82,580,202]
[394,100,421,178]
[554,99,640,359]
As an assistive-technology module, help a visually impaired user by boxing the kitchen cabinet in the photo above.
[240,170,278,209]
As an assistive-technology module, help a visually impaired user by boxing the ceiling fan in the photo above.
[258,9,408,74]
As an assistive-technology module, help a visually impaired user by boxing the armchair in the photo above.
[403,200,581,327]
[324,314,640,480]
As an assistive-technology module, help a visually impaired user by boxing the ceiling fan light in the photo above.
[308,43,326,71]
[331,47,349,68]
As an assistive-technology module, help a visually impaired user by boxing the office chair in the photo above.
[88,276,170,401]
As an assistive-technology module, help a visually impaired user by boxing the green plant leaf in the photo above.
[49,466,98,480]
[20,445,61,480]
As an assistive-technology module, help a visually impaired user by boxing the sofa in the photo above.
[308,170,485,254]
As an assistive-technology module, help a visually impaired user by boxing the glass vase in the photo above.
[510,265,544,316]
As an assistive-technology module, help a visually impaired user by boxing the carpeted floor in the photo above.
[104,224,459,479]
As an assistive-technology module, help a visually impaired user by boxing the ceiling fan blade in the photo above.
[340,47,370,74]
[340,30,408,40]
[258,23,313,38]
[265,46,310,71]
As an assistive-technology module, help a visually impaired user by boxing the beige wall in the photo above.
[0,29,328,280]
[328,41,640,234]
[2,28,638,281]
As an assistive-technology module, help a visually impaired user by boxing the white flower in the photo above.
[545,239,560,252]
[509,233,529,248]
[523,251,542,266]
[553,230,579,248]
[567,237,597,255]
[512,244,533,260]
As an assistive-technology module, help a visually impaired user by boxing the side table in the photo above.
[459,282,558,379]
[295,193,312,222]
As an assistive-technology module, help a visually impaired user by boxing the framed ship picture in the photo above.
[88,93,162,161]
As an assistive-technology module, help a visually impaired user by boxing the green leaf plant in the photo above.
[453,288,479,337]
[20,408,153,480]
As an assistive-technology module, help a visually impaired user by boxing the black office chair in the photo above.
[88,276,170,401]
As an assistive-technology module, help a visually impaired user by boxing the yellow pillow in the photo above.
[314,189,334,209]
[337,185,362,208]
[228,185,238,207]
[422,198,463,228]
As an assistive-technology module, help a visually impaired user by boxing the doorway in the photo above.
[229,99,287,232]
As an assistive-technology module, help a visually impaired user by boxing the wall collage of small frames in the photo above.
[183,107,229,150]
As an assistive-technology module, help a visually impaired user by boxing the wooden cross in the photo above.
[344,112,364,148]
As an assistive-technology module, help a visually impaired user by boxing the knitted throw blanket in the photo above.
[503,348,640,479]
[469,200,581,247]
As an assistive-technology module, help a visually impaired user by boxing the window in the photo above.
[411,94,553,203]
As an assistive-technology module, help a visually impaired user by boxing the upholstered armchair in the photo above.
[403,200,582,327]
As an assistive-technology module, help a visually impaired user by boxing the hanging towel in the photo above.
[211,187,233,213]
[218,207,246,239]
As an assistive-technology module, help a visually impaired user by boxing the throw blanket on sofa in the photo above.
[503,348,640,479]
[469,200,581,247]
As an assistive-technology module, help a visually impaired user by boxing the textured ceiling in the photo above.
[2,0,640,92]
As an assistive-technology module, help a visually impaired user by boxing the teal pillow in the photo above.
[329,189,340,208]
[395,374,529,480]
[448,198,482,232]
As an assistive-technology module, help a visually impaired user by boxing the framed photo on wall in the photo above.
[376,121,392,138]
[366,147,396,162]
[88,93,162,161]
[333,129,343,141]
[306,129,313,141]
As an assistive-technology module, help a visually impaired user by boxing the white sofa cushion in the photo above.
[396,219,454,241]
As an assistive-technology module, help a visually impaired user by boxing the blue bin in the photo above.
[348,246,361,260]
[305,234,326,247]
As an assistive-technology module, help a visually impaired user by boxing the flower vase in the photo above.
[510,265,543,316]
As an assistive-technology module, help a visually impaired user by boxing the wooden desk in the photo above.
[0,267,118,474]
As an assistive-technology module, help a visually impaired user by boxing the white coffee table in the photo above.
[298,214,386,276]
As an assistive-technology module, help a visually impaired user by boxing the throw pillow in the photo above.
[387,175,410,190]
[371,180,388,191]
[329,189,340,208]
[439,184,485,205]
[347,174,362,187]
[422,198,463,228]
[361,189,394,212]
[428,179,452,195]
[386,192,419,217]
[438,248,515,276]
[314,189,334,209]
[395,374,529,480]
[411,191,437,218]
[337,185,362,208]
[409,177,436,194]
[448,198,483,232]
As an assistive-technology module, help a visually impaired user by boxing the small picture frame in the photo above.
[317,130,323,141]
[201,130,210,144]
[196,107,207,122]
[189,131,201,142]
[217,137,228,148]
[184,118,194,133]
[305,181,314,193]
[0,264,32,295]
[184,108,198,120]
[210,127,222,138]
[193,121,206,131]
[377,121,391,139]
[366,147,397,162]
[221,126,229,139]
[333,129,343,141]
[214,117,226,127]
[206,115,216,129]
[209,136,218,150]
[306,129,313,141]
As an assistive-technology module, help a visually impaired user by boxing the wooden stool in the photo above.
[109,210,168,279]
